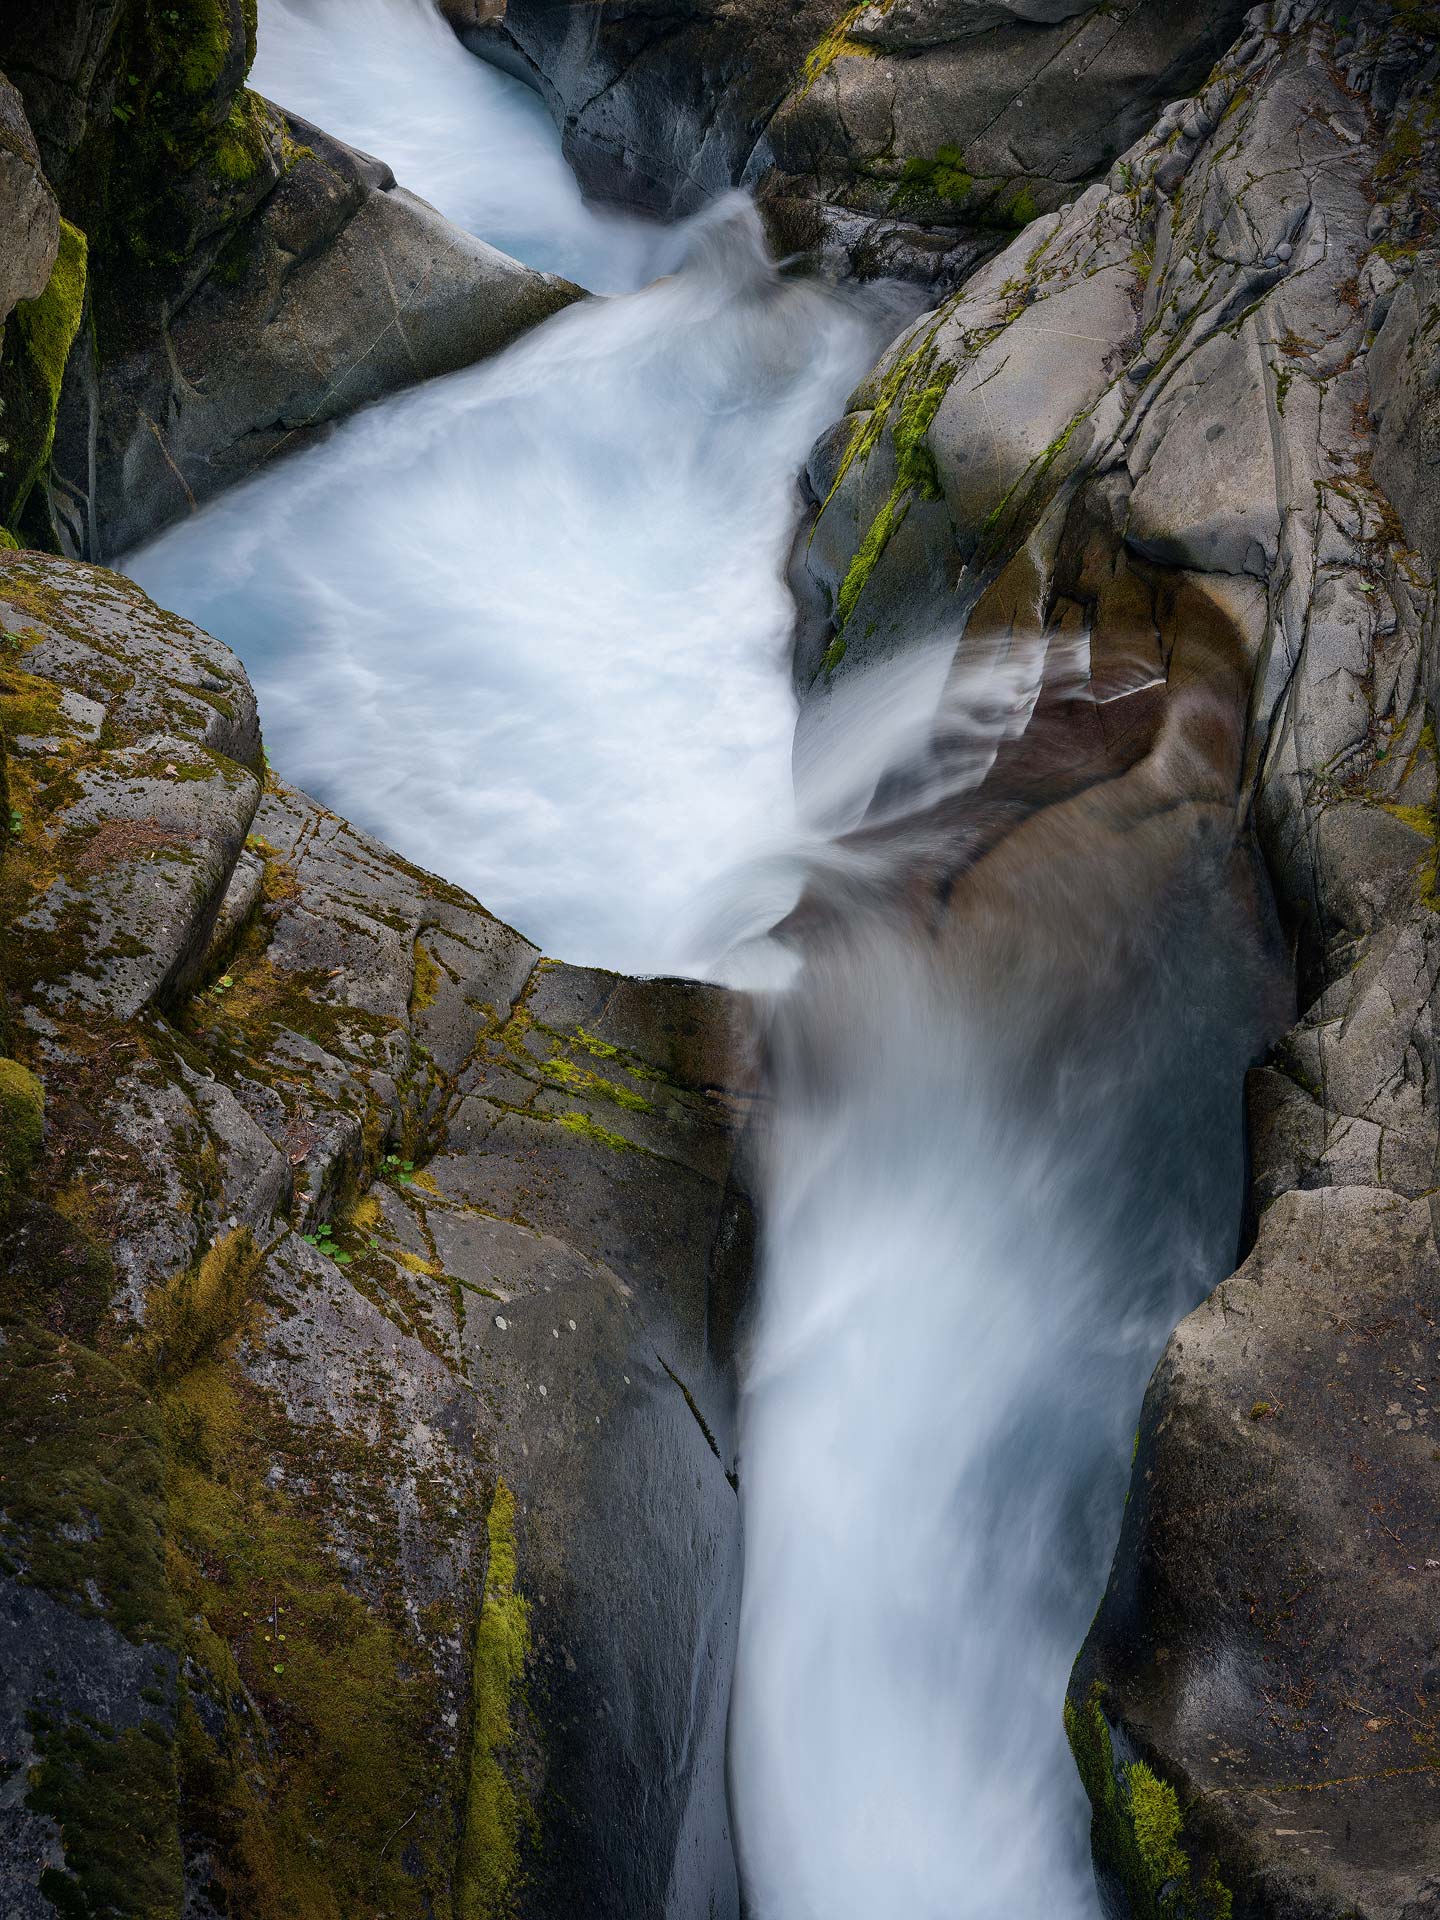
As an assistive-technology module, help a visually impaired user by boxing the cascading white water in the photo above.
[250,0,665,290]
[127,0,909,974]
[721,646,1273,1919]
[125,7,1272,1915]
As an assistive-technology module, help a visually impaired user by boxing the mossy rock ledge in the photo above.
[0,547,755,1918]
[0,1,583,559]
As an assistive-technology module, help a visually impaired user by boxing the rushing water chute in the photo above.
[123,6,1277,1916]
[128,0,911,971]
[724,643,1276,1916]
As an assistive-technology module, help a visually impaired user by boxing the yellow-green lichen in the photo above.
[831,355,954,640]
[556,1110,632,1152]
[411,937,442,1014]
[540,1054,652,1112]
[140,1227,262,1382]
[799,3,881,92]
[460,1480,533,1919]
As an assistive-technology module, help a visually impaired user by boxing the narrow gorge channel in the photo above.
[121,2,1280,1914]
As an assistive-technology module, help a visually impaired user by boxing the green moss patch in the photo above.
[157,1253,458,1916]
[28,1713,183,1920]
[892,144,974,212]
[556,1109,633,1152]
[0,1054,45,1220]
[1064,1683,1232,1919]
[799,3,883,92]
[460,1481,534,1918]
[2,219,88,537]
[540,1055,652,1112]
[826,341,955,645]
[0,1309,175,1644]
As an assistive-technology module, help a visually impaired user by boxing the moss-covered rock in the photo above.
[28,1712,184,1920]
[1064,1684,1231,1920]
[0,214,87,541]
[0,1052,44,1221]
[461,1480,533,1920]
[0,547,753,1918]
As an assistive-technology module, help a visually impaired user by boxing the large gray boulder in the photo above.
[0,71,57,328]
[62,111,580,560]
[1073,1185,1440,1920]
[0,552,750,1918]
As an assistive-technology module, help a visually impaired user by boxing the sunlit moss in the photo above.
[832,364,953,640]
[800,3,881,92]
[460,1481,533,1918]
[1063,1683,1233,1920]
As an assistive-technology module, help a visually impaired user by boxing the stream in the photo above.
[128,0,908,975]
[125,4,1270,1914]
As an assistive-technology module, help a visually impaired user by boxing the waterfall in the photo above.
[127,1,910,974]
[720,642,1275,1918]
[125,5,1276,1913]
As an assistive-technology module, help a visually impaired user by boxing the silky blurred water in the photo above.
[724,643,1273,1919]
[252,0,665,290]
[126,7,1269,1918]
[128,1,909,974]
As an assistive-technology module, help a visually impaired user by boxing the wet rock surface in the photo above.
[0,552,753,1917]
[456,0,1248,286]
[1078,1186,1440,1920]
